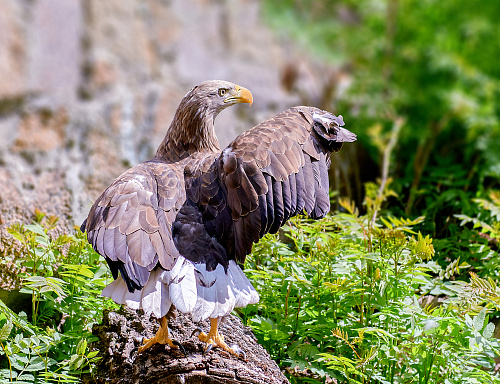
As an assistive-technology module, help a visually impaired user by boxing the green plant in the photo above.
[454,190,500,281]
[0,213,117,383]
[241,181,500,383]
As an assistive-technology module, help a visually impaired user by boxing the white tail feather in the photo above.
[101,276,126,301]
[141,268,171,318]
[102,256,198,318]
[102,275,141,310]
[101,257,259,321]
[167,256,197,313]
[228,261,259,307]
[191,261,258,322]
[192,264,215,321]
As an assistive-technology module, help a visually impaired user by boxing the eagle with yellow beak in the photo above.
[81,80,356,358]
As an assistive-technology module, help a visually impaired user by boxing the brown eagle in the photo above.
[81,80,356,357]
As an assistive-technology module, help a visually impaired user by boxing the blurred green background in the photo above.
[263,0,500,234]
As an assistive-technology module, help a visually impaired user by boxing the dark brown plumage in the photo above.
[81,80,356,356]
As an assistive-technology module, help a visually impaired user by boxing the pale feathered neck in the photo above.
[156,91,221,162]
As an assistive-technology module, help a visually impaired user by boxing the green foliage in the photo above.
[0,213,117,383]
[456,191,500,242]
[263,0,500,226]
[1,195,499,384]
[452,190,500,282]
[241,181,500,383]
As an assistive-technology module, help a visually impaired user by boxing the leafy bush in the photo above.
[1,198,499,384]
[0,213,118,383]
[241,182,500,383]
[1,197,499,384]
[455,191,500,278]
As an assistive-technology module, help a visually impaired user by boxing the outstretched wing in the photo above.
[186,106,356,263]
[82,159,185,291]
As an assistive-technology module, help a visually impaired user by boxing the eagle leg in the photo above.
[138,316,179,353]
[196,317,246,360]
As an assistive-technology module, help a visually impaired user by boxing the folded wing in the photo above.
[82,159,185,291]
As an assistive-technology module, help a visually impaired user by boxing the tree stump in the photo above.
[85,307,290,384]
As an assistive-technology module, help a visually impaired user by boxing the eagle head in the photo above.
[160,81,253,157]
[185,80,253,117]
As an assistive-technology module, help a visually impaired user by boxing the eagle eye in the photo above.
[218,88,227,97]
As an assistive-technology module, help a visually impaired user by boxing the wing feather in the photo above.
[295,166,306,215]
[311,159,327,219]
[281,176,292,225]
[107,203,127,229]
[95,227,106,257]
[83,160,185,292]
[103,227,117,261]
[302,155,316,214]
[270,178,284,234]
[288,171,297,216]
[264,151,289,181]
[264,174,275,235]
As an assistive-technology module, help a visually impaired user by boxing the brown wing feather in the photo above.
[83,159,185,291]
[187,106,356,264]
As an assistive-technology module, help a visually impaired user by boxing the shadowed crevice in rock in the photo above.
[85,307,289,384]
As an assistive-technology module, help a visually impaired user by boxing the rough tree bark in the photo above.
[84,307,289,384]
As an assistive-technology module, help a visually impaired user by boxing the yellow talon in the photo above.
[138,316,178,353]
[197,318,246,359]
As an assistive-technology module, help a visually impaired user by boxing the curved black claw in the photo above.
[172,340,187,356]
[204,343,214,354]
[191,327,204,338]
[230,344,246,360]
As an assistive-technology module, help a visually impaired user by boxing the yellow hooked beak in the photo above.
[224,85,253,106]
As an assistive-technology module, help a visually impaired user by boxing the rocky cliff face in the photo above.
[0,0,345,287]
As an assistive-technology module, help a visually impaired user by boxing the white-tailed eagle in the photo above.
[81,80,356,357]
